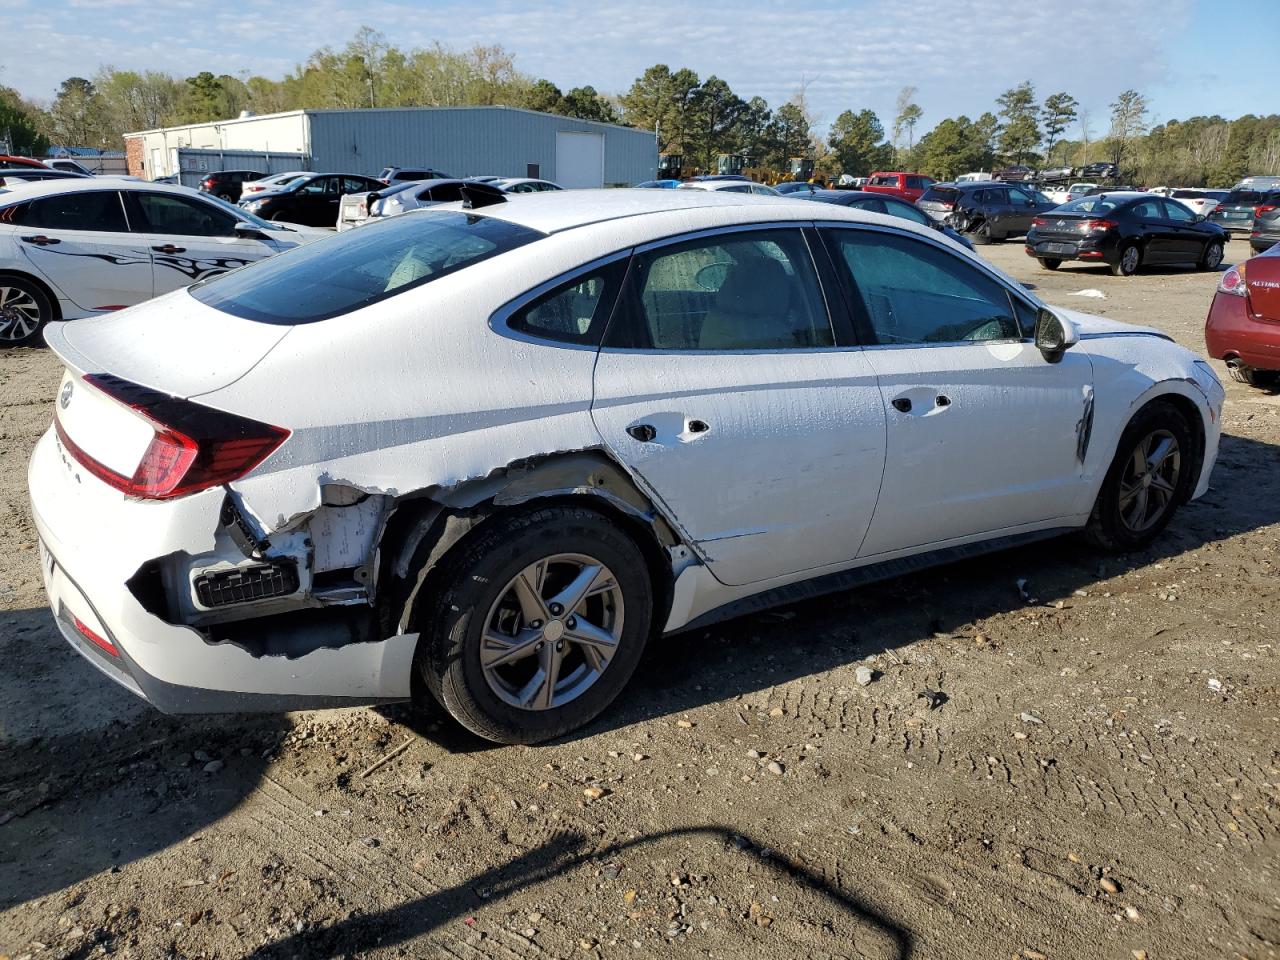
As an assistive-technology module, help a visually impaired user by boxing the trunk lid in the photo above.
[45,287,292,398]
[1245,252,1280,321]
[1033,212,1097,240]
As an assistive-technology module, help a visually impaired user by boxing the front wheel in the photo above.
[1199,240,1224,271]
[0,275,53,347]
[1038,258,1062,271]
[1084,400,1195,551]
[415,505,654,744]
[1110,242,1141,276]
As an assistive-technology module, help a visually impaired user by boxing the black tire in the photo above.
[216,191,236,202]
[415,505,654,744]
[1199,240,1224,271]
[1110,242,1141,276]
[1228,363,1280,390]
[1084,400,1196,551]
[0,273,53,347]
[1038,258,1062,271]
[968,220,993,245]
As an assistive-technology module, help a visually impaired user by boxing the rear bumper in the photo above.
[28,428,416,714]
[1025,234,1115,264]
[1204,291,1280,371]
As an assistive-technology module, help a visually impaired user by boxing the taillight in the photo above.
[1082,219,1117,232]
[1032,217,1047,227]
[1213,203,1226,213]
[56,374,289,500]
[1256,205,1277,216]
[1217,263,1247,298]
[202,178,214,188]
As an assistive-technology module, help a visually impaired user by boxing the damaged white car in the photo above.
[29,186,1224,743]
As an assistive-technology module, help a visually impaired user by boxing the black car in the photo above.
[1025,192,1227,276]
[802,189,974,249]
[1208,188,1280,237]
[198,169,265,203]
[0,167,88,189]
[1080,161,1119,180]
[1252,206,1280,253]
[916,181,1056,244]
[238,172,385,227]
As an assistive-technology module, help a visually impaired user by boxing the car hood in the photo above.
[271,223,331,240]
[44,287,292,398]
[1051,306,1171,342]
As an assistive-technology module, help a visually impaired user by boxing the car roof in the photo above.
[0,176,212,204]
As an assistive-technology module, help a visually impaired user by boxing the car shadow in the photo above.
[2,433,1276,910]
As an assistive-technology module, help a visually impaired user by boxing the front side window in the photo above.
[604,229,832,351]
[299,177,333,196]
[133,192,235,236]
[191,211,544,324]
[14,191,127,231]
[1162,200,1195,223]
[829,228,1024,345]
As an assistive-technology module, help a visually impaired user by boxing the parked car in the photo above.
[635,179,681,189]
[774,181,819,195]
[955,172,994,183]
[0,155,50,170]
[27,189,1224,744]
[198,169,265,203]
[1042,185,1073,205]
[1207,188,1280,238]
[336,178,472,231]
[493,178,564,193]
[1039,166,1074,180]
[802,189,973,249]
[377,166,451,185]
[863,171,935,202]
[1250,205,1280,253]
[1026,192,1227,276]
[0,167,89,191]
[1065,182,1098,202]
[918,181,1056,244]
[46,158,96,176]
[1204,245,1280,388]
[238,173,384,227]
[1080,162,1119,180]
[1168,189,1226,218]
[240,171,309,198]
[0,178,329,345]
[676,180,781,195]
[995,164,1035,182]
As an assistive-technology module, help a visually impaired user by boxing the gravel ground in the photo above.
[1,238,1277,960]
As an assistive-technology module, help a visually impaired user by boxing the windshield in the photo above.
[1056,196,1121,215]
[191,210,544,324]
[920,186,959,202]
[1223,190,1262,204]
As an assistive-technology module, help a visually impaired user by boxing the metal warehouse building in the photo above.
[124,106,657,188]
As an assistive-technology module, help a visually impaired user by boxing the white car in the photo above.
[493,178,563,193]
[1168,189,1228,218]
[336,178,471,231]
[678,179,781,196]
[1066,182,1098,202]
[29,189,1223,744]
[0,178,329,344]
[239,171,310,198]
[1042,185,1073,205]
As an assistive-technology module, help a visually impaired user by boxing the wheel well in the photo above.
[0,270,62,321]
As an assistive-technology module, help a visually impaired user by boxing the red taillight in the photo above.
[56,375,289,500]
[202,178,215,188]
[1082,219,1117,232]
[1032,217,1047,227]
[1213,203,1226,213]
[74,615,119,657]
[1256,205,1277,216]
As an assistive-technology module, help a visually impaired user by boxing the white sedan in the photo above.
[678,178,781,196]
[29,188,1223,743]
[0,178,328,344]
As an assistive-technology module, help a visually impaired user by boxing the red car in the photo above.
[863,171,936,203]
[1204,245,1280,389]
[0,155,50,170]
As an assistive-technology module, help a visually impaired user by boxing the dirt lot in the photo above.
[2,239,1277,960]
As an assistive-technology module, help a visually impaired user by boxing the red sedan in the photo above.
[1205,246,1280,389]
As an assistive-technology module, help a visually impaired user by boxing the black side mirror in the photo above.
[1034,307,1078,363]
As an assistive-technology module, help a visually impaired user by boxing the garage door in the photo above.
[555,132,604,188]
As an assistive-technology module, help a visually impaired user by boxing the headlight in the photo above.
[1193,359,1223,388]
[243,200,264,213]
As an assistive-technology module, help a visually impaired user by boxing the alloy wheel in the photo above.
[1121,245,1140,274]
[480,553,625,711]
[1118,428,1181,533]
[1205,243,1223,269]
[0,286,42,342]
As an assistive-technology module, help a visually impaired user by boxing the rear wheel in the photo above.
[968,220,993,245]
[1038,258,1062,271]
[0,275,53,347]
[1227,363,1280,390]
[415,505,654,744]
[1199,240,1224,271]
[216,191,236,202]
[1110,242,1141,276]
[1085,401,1195,551]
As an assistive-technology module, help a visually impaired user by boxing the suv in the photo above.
[1209,187,1280,237]
[863,171,935,202]
[199,169,265,203]
[377,166,452,185]
[918,180,1056,244]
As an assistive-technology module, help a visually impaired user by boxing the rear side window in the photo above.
[506,261,626,346]
[191,211,544,324]
[828,228,1024,344]
[920,186,959,203]
[11,191,127,231]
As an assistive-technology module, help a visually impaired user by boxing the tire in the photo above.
[1227,363,1280,390]
[216,191,236,202]
[1110,242,1141,276]
[968,221,993,245]
[1038,258,1062,271]
[1084,400,1196,551]
[1199,240,1224,271]
[0,273,53,347]
[415,505,654,744]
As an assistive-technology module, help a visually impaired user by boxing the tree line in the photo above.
[3,27,1278,187]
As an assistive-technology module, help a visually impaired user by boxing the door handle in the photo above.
[935,394,951,408]
[626,424,657,442]
[151,244,187,254]
[686,419,709,434]
[891,398,912,413]
[20,235,60,246]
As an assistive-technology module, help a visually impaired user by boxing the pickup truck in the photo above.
[862,171,936,203]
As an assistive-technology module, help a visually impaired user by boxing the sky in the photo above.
[5,0,1277,137]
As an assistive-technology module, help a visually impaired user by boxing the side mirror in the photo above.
[1034,307,1078,363]
[234,221,270,240]
[1194,213,1206,223]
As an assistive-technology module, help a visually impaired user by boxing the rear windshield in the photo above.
[1172,190,1204,199]
[191,211,544,324]
[920,186,959,202]
[1056,196,1120,215]
[1223,190,1262,204]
